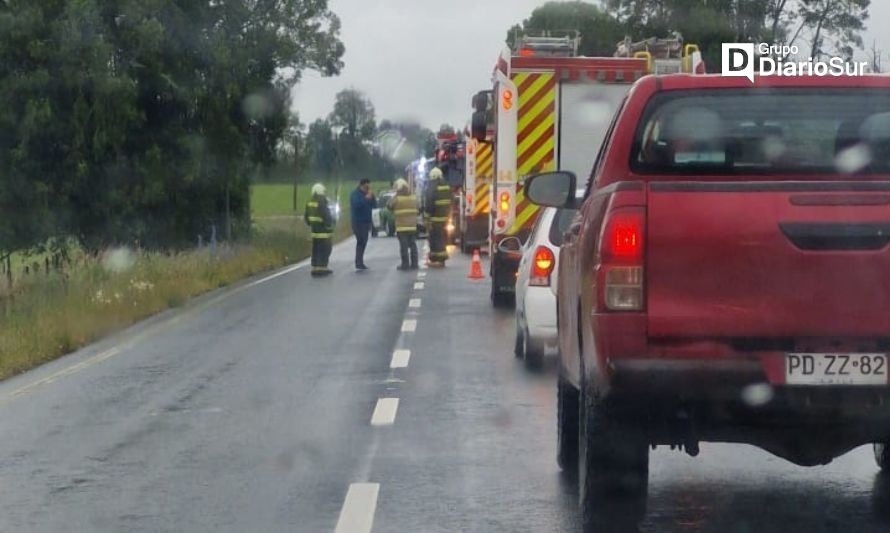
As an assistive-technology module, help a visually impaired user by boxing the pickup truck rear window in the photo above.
[631,88,890,175]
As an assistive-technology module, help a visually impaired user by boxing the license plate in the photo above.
[785,353,888,385]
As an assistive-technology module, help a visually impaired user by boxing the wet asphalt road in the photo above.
[1,238,890,532]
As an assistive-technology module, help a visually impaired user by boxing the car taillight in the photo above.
[530,246,555,287]
[600,208,645,311]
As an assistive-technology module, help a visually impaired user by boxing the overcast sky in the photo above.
[291,0,890,131]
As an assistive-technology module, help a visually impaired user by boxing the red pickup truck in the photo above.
[524,73,890,527]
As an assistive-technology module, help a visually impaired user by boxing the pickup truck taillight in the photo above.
[529,246,555,287]
[600,208,645,311]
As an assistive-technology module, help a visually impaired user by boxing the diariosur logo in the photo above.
[722,43,869,83]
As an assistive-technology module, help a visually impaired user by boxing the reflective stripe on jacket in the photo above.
[388,193,418,233]
[304,195,334,239]
[426,180,452,222]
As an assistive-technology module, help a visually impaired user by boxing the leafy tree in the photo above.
[328,88,376,141]
[597,0,871,68]
[765,0,796,46]
[507,1,625,56]
[796,0,870,59]
[0,0,345,252]
[306,118,339,178]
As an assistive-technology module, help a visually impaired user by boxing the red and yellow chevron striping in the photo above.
[508,71,555,234]
[472,182,490,216]
[473,142,493,215]
[476,141,493,178]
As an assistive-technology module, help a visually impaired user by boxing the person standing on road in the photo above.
[304,183,334,277]
[425,167,451,267]
[350,178,376,271]
[388,179,419,271]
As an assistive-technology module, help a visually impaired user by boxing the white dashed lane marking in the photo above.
[370,398,399,426]
[390,349,411,368]
[338,280,418,531]
[334,483,380,533]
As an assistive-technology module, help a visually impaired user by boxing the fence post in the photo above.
[210,224,217,259]
[4,254,11,291]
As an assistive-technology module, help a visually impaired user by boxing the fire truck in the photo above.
[471,33,704,306]
[433,133,465,244]
[461,124,493,254]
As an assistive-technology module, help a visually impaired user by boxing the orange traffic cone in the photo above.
[468,249,485,280]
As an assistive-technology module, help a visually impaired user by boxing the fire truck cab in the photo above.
[472,34,704,307]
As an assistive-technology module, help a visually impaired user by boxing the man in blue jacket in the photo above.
[350,178,376,270]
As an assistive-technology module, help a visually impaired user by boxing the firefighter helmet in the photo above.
[429,168,443,180]
[311,183,326,196]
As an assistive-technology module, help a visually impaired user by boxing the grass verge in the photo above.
[0,183,377,380]
[0,216,353,380]
[0,230,305,379]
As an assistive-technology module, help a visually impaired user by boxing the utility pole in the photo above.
[292,130,302,212]
[871,40,884,74]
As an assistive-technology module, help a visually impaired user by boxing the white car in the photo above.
[512,204,578,367]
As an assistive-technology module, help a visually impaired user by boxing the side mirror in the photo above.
[471,111,487,142]
[497,236,523,255]
[471,90,491,142]
[472,91,489,112]
[524,171,577,208]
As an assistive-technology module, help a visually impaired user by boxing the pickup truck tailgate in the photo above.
[646,182,890,338]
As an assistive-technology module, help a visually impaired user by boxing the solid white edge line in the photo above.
[370,398,399,426]
[390,349,411,368]
[408,298,421,308]
[401,319,417,332]
[334,483,380,533]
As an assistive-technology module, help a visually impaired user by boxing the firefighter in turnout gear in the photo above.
[305,183,334,276]
[425,167,451,266]
[388,179,419,270]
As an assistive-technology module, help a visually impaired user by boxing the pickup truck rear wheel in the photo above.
[875,443,890,469]
[579,381,649,530]
[557,375,579,471]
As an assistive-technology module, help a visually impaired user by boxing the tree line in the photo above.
[0,0,344,263]
[273,88,443,190]
[509,0,876,71]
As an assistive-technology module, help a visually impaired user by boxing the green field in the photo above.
[251,182,391,239]
[250,182,392,217]
[250,183,305,217]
